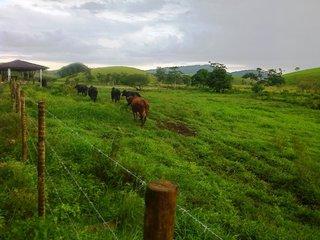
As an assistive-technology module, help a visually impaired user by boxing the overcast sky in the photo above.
[0,0,319,71]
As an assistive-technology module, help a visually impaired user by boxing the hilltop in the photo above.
[284,67,320,85]
[90,66,146,76]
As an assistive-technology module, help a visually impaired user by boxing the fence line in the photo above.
[24,96,223,239]
[27,116,118,239]
[29,139,81,240]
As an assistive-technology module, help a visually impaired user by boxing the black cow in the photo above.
[88,86,98,102]
[75,84,88,96]
[111,87,121,103]
[122,90,141,105]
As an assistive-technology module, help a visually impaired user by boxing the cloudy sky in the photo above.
[0,0,319,71]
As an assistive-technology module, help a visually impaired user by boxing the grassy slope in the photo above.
[90,66,146,76]
[284,67,320,85]
[0,83,320,239]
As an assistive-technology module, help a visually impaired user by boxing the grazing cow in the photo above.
[128,96,149,126]
[75,84,88,96]
[111,87,121,103]
[88,86,98,102]
[122,90,141,105]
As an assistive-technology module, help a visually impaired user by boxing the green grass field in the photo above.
[91,66,146,76]
[0,82,319,239]
[284,68,320,85]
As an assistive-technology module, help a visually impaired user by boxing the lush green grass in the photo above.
[91,66,146,76]
[284,67,320,85]
[0,83,320,239]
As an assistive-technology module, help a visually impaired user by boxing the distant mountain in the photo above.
[147,64,212,75]
[230,70,268,78]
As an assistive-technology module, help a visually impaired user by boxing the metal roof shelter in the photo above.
[0,59,49,86]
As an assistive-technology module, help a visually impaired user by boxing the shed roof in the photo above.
[0,60,48,71]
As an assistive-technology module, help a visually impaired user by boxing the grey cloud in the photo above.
[0,0,319,70]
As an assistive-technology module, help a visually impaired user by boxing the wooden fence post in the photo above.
[12,81,16,111]
[38,101,46,218]
[15,83,21,113]
[20,90,28,161]
[144,180,178,240]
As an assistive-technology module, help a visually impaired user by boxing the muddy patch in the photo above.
[158,120,197,136]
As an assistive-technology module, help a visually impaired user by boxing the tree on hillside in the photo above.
[295,67,300,71]
[121,74,150,88]
[155,67,167,83]
[57,63,90,78]
[206,62,232,92]
[191,69,209,87]
[267,69,285,85]
[242,72,258,80]
[166,66,183,86]
[256,67,263,80]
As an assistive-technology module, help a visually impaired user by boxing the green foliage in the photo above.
[251,82,265,94]
[191,69,209,86]
[206,63,233,92]
[243,72,258,80]
[155,67,167,83]
[298,79,320,94]
[120,74,150,87]
[267,69,285,85]
[57,63,90,78]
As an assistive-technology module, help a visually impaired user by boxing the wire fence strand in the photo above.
[25,96,223,240]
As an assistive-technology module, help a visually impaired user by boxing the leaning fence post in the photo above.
[15,83,21,113]
[38,101,46,218]
[20,90,28,161]
[144,180,178,240]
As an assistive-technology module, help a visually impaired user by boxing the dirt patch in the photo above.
[158,120,197,136]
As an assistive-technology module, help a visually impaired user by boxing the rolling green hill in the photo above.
[284,67,320,85]
[91,66,146,76]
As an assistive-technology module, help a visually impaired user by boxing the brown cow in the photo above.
[128,96,149,126]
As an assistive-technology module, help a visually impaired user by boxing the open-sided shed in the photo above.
[0,59,48,85]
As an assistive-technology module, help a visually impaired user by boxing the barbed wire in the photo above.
[27,116,118,239]
[29,138,81,240]
[25,96,224,240]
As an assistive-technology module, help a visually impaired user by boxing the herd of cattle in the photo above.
[75,84,149,126]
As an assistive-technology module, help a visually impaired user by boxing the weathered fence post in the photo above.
[144,180,178,240]
[15,83,21,113]
[38,101,46,218]
[11,80,16,111]
[20,90,28,161]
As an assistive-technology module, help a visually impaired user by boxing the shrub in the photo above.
[251,82,265,94]
[206,67,232,92]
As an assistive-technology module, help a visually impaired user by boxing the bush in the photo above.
[298,80,320,94]
[207,67,232,92]
[120,74,150,88]
[251,82,265,94]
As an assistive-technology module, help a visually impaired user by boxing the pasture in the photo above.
[0,83,319,239]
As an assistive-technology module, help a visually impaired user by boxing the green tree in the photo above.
[243,72,258,80]
[267,69,285,85]
[191,69,209,87]
[121,74,150,88]
[206,62,232,92]
[155,67,167,83]
[166,66,182,86]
